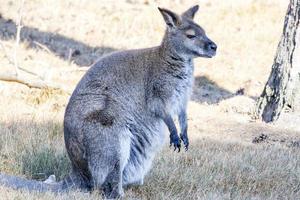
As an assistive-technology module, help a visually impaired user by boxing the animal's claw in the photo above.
[170,134,181,153]
[173,143,181,152]
[180,134,189,151]
[185,145,188,151]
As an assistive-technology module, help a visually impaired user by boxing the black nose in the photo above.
[207,42,217,51]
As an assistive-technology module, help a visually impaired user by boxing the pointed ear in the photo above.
[182,5,199,19]
[158,7,181,28]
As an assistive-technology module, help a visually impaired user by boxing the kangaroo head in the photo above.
[158,5,217,58]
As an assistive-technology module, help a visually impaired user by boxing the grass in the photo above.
[21,147,70,181]
[0,119,70,181]
[0,0,299,199]
[133,141,300,199]
[0,126,299,199]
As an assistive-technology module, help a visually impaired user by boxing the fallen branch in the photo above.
[0,71,71,94]
[0,0,71,94]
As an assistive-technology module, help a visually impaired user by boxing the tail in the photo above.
[0,173,79,193]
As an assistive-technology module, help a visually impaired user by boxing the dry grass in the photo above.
[0,0,299,199]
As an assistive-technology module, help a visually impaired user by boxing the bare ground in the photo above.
[0,0,299,199]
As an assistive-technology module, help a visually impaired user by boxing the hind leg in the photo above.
[86,126,131,198]
[101,161,123,198]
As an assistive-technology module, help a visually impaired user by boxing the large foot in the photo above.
[103,183,124,199]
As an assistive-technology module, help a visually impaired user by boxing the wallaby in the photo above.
[0,5,217,199]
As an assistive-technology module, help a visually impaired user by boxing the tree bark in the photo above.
[256,0,300,123]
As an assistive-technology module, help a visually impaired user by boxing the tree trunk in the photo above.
[255,0,300,123]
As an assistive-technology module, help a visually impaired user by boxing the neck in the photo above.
[159,34,192,64]
[158,34,194,79]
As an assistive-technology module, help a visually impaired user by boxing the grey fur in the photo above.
[0,5,217,199]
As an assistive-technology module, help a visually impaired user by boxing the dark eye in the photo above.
[186,35,196,39]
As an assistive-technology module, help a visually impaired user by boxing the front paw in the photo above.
[180,133,189,151]
[170,134,181,152]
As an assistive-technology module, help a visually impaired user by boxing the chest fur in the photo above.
[167,75,193,116]
[155,63,194,117]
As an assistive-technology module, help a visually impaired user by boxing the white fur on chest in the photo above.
[167,67,194,117]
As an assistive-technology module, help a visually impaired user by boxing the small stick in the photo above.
[32,41,52,54]
[18,66,43,79]
[14,0,25,76]
[0,41,14,65]
[68,48,73,65]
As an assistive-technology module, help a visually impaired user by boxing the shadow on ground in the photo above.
[192,76,236,104]
[0,17,117,66]
[0,16,237,104]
